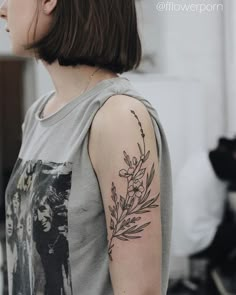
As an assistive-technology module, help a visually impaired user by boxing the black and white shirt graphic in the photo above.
[5,158,73,295]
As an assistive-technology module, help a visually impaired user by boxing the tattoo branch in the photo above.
[108,109,160,261]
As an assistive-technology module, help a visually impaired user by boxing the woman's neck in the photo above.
[42,60,118,105]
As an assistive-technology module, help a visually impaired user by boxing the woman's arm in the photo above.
[88,95,162,295]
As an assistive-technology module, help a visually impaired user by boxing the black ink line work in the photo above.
[108,109,160,261]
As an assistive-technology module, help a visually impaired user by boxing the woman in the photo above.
[0,0,173,294]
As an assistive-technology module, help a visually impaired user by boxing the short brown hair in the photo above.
[26,0,142,74]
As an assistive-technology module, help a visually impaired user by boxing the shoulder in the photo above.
[89,94,158,172]
[92,94,153,131]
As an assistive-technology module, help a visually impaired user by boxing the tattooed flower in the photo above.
[127,179,144,198]
[132,157,138,166]
[119,167,135,177]
[128,167,135,174]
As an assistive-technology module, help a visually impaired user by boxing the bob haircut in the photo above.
[26,0,142,74]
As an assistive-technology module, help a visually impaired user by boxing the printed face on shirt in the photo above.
[17,217,24,241]
[6,205,13,237]
[26,213,32,236]
[37,195,53,232]
[12,192,20,215]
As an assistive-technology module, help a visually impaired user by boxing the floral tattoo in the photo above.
[108,109,160,261]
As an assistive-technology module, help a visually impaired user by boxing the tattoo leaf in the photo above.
[143,150,150,162]
[132,156,138,166]
[124,222,151,235]
[134,168,146,180]
[140,189,151,204]
[123,224,138,233]
[132,221,151,232]
[123,151,132,167]
[133,209,151,214]
[123,235,141,239]
[137,142,143,155]
[111,182,118,202]
[146,172,149,187]
[120,195,126,210]
[140,194,160,209]
[110,218,115,230]
[146,163,155,188]
[116,236,129,241]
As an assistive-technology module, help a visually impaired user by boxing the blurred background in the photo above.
[0,0,236,294]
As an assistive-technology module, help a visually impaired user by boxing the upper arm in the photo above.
[88,95,162,294]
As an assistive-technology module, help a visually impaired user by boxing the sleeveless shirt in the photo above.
[5,76,173,295]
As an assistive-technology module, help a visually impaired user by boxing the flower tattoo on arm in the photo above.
[108,109,160,261]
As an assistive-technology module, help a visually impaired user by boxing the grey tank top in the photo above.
[5,76,173,295]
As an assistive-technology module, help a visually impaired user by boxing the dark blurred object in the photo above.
[209,136,236,181]
[211,267,236,295]
[167,278,200,295]
[0,59,24,222]
[167,276,218,295]
[229,182,236,192]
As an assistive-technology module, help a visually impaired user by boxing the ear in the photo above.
[41,0,57,14]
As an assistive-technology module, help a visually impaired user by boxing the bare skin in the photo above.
[39,63,118,118]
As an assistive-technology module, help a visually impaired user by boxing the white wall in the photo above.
[223,0,236,137]
[164,0,226,148]
[136,0,167,73]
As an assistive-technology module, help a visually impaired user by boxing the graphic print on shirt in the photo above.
[5,158,73,295]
